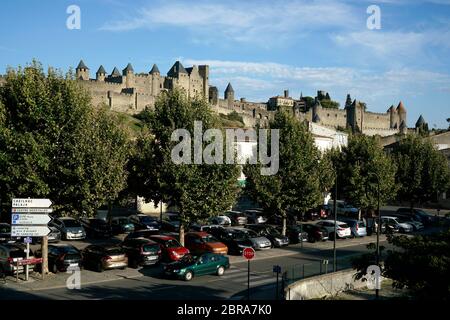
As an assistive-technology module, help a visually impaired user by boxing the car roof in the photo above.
[149,235,175,241]
[187,231,211,237]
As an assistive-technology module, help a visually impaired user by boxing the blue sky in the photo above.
[1,0,450,128]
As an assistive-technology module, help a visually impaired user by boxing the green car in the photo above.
[164,253,230,281]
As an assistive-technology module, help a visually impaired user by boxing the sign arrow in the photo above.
[11,214,51,225]
[11,208,53,214]
[11,226,51,237]
[12,198,52,208]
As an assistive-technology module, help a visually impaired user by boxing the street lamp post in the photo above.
[367,172,381,299]
[333,173,337,273]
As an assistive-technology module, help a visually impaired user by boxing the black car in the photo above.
[79,218,112,239]
[0,223,20,244]
[275,225,308,244]
[245,224,289,247]
[298,223,329,242]
[128,214,161,231]
[396,208,436,226]
[124,229,160,241]
[36,244,83,273]
[121,238,162,268]
[203,226,254,255]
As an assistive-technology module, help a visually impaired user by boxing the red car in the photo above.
[184,232,228,255]
[148,235,189,262]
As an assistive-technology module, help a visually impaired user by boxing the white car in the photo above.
[315,220,351,239]
[209,215,232,226]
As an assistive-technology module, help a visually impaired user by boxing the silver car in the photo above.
[339,218,367,237]
[245,210,268,224]
[240,228,272,250]
[0,243,37,275]
[50,217,86,240]
[381,216,413,233]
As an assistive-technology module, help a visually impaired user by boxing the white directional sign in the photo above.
[11,213,51,225]
[12,198,52,208]
[11,226,51,237]
[11,208,53,214]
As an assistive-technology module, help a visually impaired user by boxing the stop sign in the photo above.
[243,247,255,260]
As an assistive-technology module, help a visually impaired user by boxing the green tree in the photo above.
[353,231,450,300]
[392,135,450,208]
[243,111,325,235]
[130,89,240,245]
[0,61,130,217]
[331,135,397,216]
[319,99,340,109]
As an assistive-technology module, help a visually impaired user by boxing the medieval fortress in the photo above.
[1,60,412,137]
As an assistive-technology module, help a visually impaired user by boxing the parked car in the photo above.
[121,238,161,268]
[266,213,297,226]
[319,204,332,219]
[245,224,289,247]
[302,208,320,221]
[110,217,135,235]
[82,244,128,272]
[315,220,352,239]
[224,211,248,226]
[329,201,359,216]
[380,216,413,233]
[160,220,180,233]
[239,228,272,250]
[128,214,160,231]
[49,217,86,240]
[275,225,308,244]
[338,218,367,237]
[184,232,228,255]
[245,209,268,224]
[79,218,112,239]
[0,223,20,244]
[124,229,160,241]
[298,223,329,243]
[202,226,254,255]
[209,215,232,226]
[396,208,436,225]
[36,244,82,273]
[164,253,230,281]
[0,243,36,275]
[149,235,190,262]
[395,216,424,231]
[30,226,61,244]
[189,223,222,232]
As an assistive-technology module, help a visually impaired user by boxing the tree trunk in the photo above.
[282,214,287,237]
[41,236,48,275]
[179,224,185,247]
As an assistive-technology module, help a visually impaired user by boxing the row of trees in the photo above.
[1,62,449,246]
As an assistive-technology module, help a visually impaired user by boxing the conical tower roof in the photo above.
[96,65,106,74]
[150,64,160,74]
[415,115,426,127]
[167,61,187,77]
[396,101,406,113]
[225,82,234,93]
[77,60,89,70]
[123,63,134,74]
[111,67,121,76]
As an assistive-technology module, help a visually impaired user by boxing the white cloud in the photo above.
[100,0,359,45]
[185,58,450,109]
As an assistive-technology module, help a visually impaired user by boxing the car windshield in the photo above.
[140,216,157,223]
[229,231,246,241]
[243,230,258,238]
[61,246,79,254]
[357,221,366,227]
[63,220,81,228]
[9,249,26,258]
[202,235,219,243]
[106,247,124,255]
[338,223,349,228]
[178,254,195,265]
[0,224,10,233]
[117,218,130,225]
[165,239,182,248]
[142,244,160,253]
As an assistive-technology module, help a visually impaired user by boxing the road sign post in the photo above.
[11,198,52,281]
[273,265,282,300]
[243,247,255,301]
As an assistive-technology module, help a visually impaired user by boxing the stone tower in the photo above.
[224,83,235,108]
[150,64,161,96]
[388,105,397,128]
[396,101,407,127]
[96,65,106,82]
[198,65,209,102]
[76,60,89,80]
[122,63,135,88]
[345,94,352,109]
